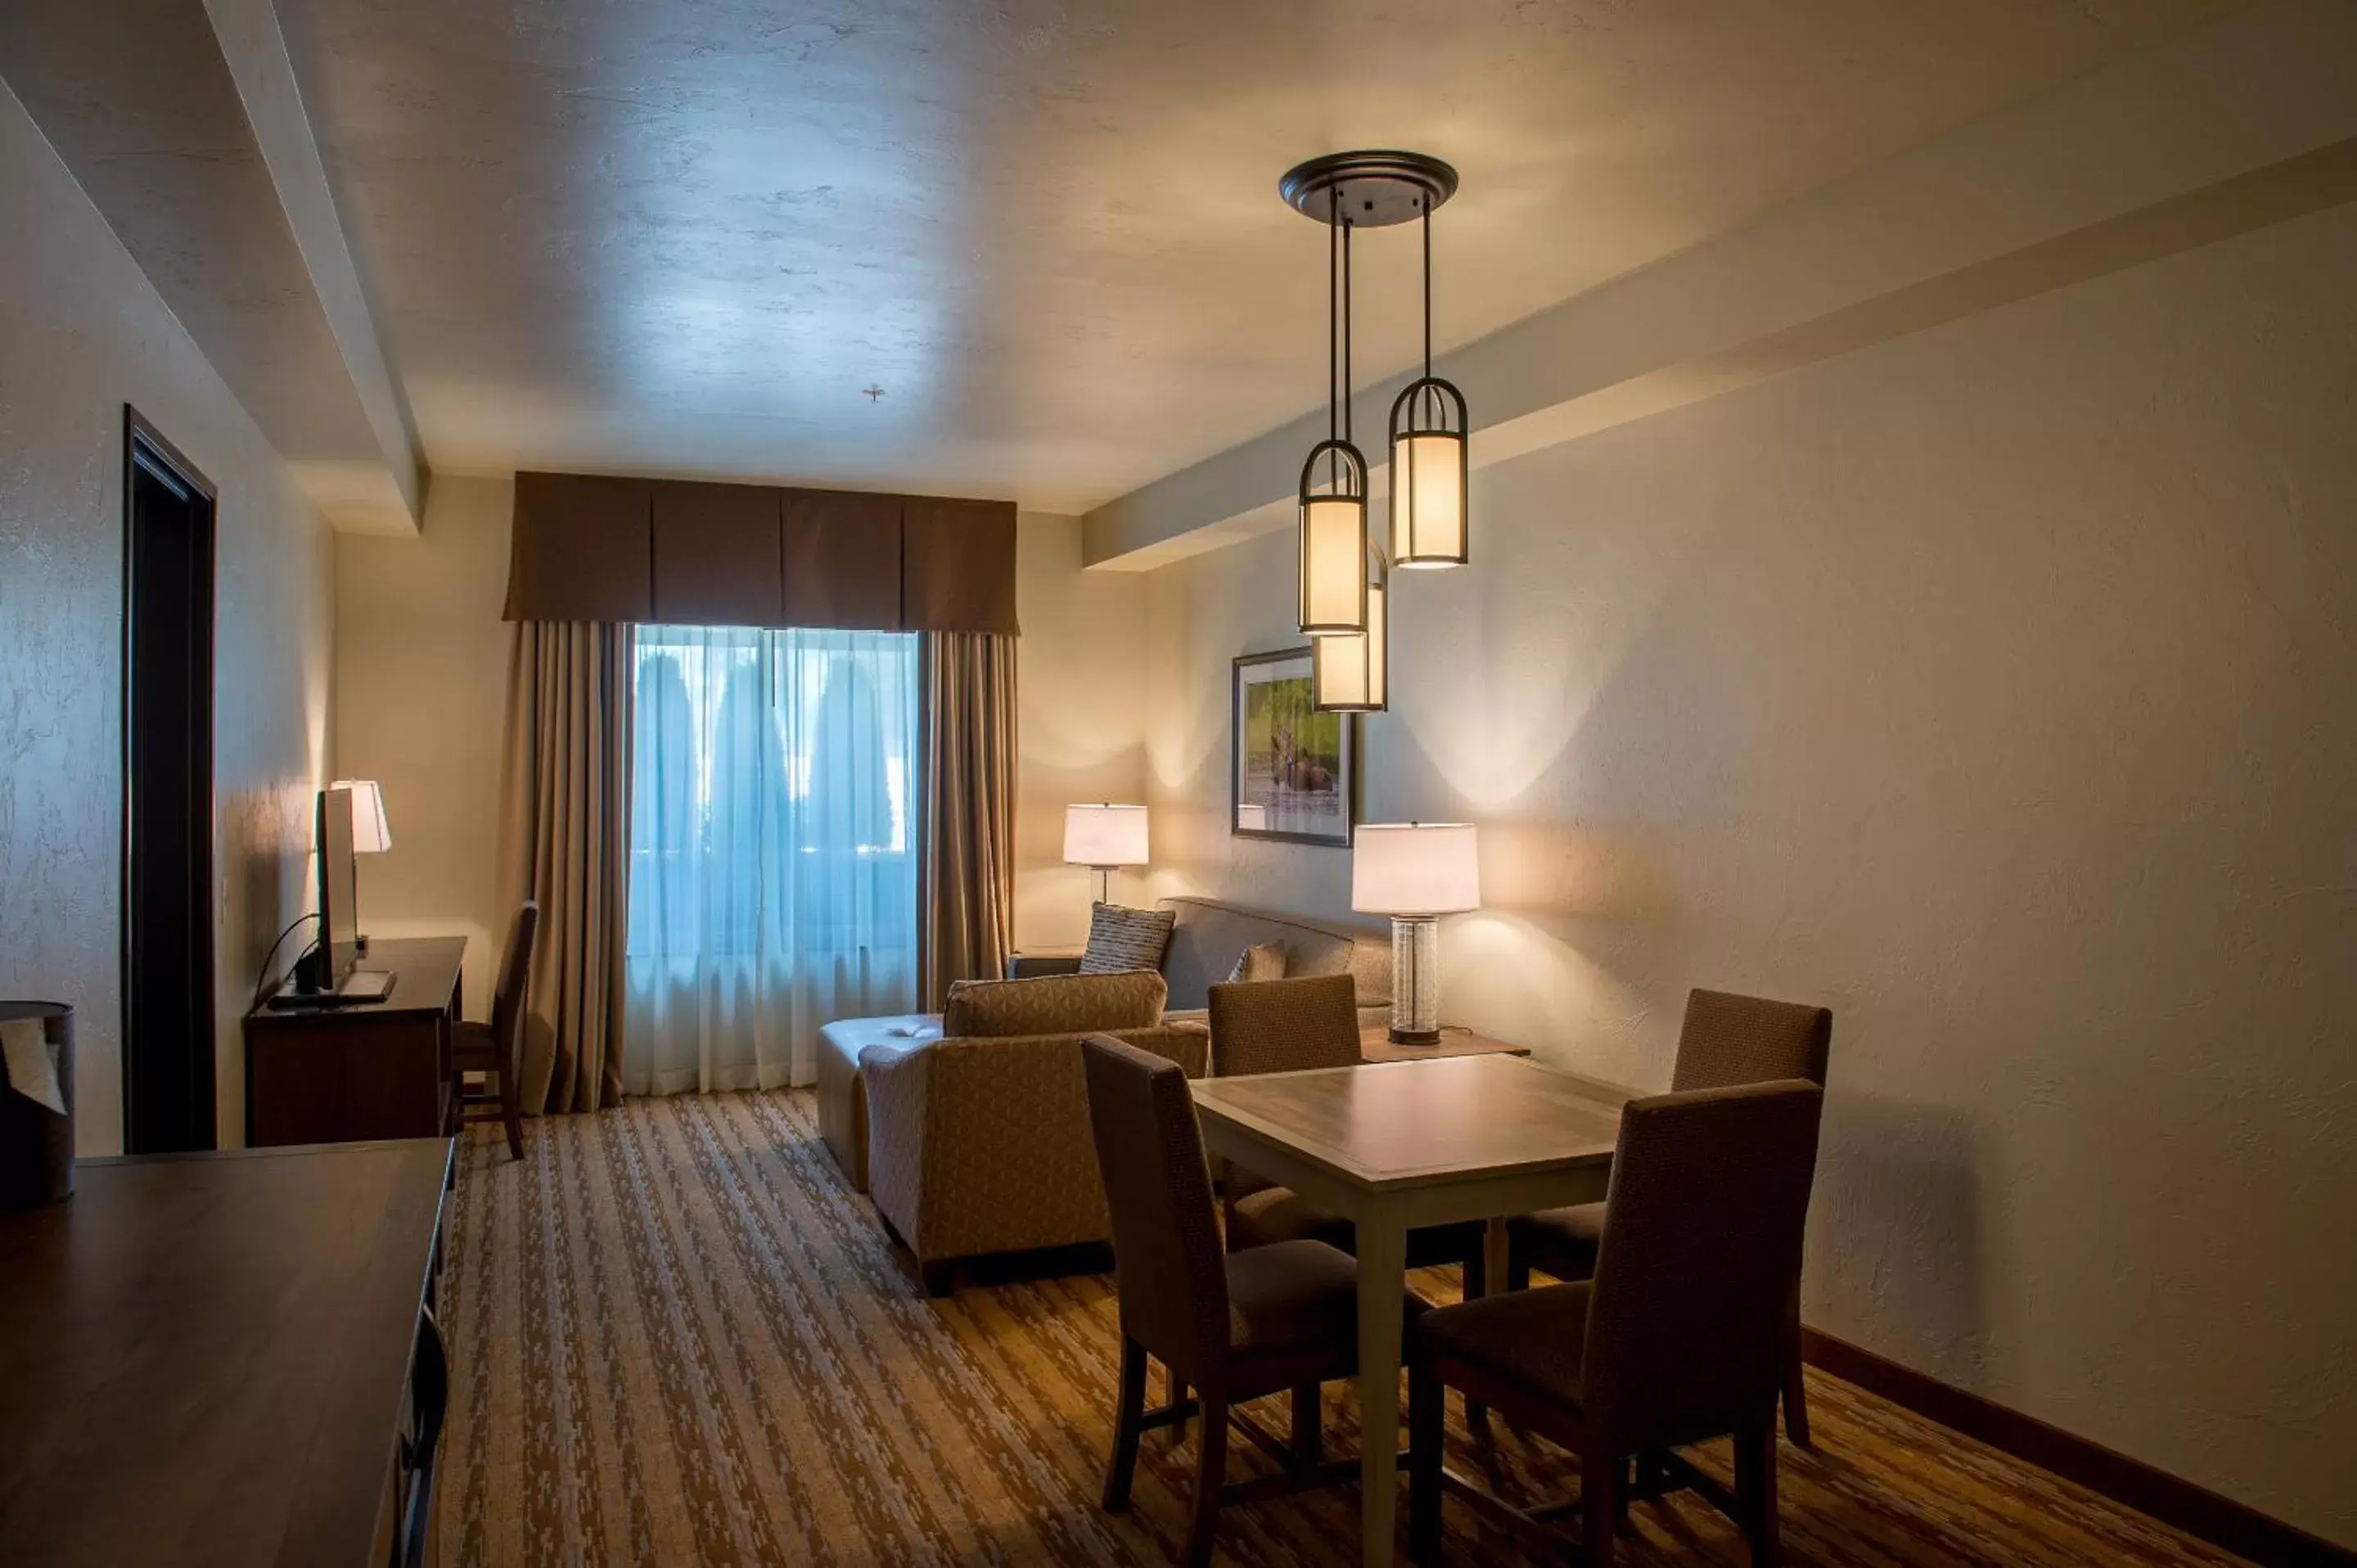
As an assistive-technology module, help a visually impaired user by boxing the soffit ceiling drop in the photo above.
[278,0,2235,512]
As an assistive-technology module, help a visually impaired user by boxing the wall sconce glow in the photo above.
[1313,576,1387,712]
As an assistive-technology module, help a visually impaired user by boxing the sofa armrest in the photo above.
[859,1041,933,1252]
[1006,952,1085,980]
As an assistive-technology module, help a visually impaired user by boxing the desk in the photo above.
[244,935,466,1147]
[0,1138,453,1567]
[1190,1055,1635,1567]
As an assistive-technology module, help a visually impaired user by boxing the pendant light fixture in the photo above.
[1390,196,1469,567]
[1296,175,1368,638]
[1280,151,1462,713]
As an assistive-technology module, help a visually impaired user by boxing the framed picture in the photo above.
[1232,648,1354,847]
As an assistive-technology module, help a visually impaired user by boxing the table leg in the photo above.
[1357,1215,1408,1568]
[1463,1216,1514,1431]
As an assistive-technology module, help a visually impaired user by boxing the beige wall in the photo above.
[1013,513,1149,949]
[332,494,1143,1008]
[333,475,515,1014]
[0,78,336,1153]
[1138,203,2357,1544]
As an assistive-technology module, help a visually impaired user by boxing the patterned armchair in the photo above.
[850,971,1210,1295]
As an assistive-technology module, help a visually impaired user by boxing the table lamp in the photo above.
[1351,822,1480,1045]
[1063,803,1148,908]
[330,779,391,952]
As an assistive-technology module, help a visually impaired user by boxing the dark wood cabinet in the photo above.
[243,936,466,1147]
[0,1138,454,1567]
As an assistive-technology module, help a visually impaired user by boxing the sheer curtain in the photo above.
[624,625,919,1093]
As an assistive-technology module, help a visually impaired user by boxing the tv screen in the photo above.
[318,786,358,988]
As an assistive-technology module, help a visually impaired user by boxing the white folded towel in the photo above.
[1,1016,66,1115]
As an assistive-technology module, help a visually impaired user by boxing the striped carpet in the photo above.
[438,1091,2247,1567]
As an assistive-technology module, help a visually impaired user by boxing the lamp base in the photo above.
[1388,914,1441,1045]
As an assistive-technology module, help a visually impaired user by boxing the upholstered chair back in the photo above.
[1080,1034,1231,1379]
[1582,1080,1823,1451]
[490,901,541,1057]
[1206,973,1360,1079]
[1670,988,1832,1093]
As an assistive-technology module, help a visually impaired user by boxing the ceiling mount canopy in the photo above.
[1279,151,1458,228]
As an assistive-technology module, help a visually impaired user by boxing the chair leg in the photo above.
[1506,1255,1531,1294]
[1782,1282,1812,1447]
[1170,1374,1190,1442]
[1184,1394,1229,1568]
[1408,1362,1445,1564]
[1580,1448,1619,1568]
[1103,1336,1148,1512]
[498,1068,525,1162]
[1735,1422,1780,1566]
[1290,1383,1321,1466]
[1462,1244,1485,1300]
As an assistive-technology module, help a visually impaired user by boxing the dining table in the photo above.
[1189,1052,1638,1568]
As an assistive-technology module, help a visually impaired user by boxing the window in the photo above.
[624,625,919,1093]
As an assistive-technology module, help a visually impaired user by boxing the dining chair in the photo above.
[1507,987,1831,1442]
[1080,1032,1426,1568]
[1208,974,1489,1294]
[451,901,538,1161]
[1409,1079,1825,1567]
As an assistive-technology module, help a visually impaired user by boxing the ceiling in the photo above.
[278,0,2237,513]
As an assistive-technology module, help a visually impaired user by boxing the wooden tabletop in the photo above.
[0,1138,453,1567]
[1192,1054,1629,1192]
[246,935,466,1024]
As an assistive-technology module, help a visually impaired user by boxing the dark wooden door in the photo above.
[122,411,217,1154]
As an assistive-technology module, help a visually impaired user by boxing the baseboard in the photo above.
[1801,1328,2353,1568]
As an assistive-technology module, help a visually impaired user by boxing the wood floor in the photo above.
[438,1091,2249,1567]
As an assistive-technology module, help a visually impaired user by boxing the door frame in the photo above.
[120,406,219,1151]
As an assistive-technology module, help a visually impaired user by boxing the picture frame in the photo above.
[1231,647,1354,847]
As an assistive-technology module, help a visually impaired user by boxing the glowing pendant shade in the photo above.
[1299,444,1369,636]
[1389,199,1469,567]
[1312,574,1386,712]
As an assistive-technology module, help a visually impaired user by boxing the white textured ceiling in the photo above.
[280,0,2235,511]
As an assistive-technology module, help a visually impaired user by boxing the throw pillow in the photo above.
[1079,902,1175,975]
[1224,942,1287,984]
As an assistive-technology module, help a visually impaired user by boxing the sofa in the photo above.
[819,969,1208,1293]
[1010,894,1394,1030]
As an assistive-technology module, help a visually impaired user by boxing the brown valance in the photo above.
[502,470,1019,635]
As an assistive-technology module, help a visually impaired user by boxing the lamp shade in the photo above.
[1351,822,1478,915]
[1063,804,1149,867]
[1312,579,1386,712]
[330,779,392,854]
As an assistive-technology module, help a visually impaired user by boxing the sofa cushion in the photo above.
[1078,902,1176,974]
[944,969,1167,1038]
[1159,896,1392,1012]
[1224,941,1287,984]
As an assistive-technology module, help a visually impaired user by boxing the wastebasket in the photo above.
[1,1001,74,1211]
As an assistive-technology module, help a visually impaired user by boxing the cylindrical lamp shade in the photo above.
[1351,822,1480,915]
[1299,496,1368,635]
[1313,579,1386,712]
[1388,376,1469,569]
[1391,431,1467,566]
[330,779,392,854]
[1062,804,1149,867]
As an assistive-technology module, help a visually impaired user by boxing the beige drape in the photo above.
[498,621,633,1113]
[917,632,1017,1009]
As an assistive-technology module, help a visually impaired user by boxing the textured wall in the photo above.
[0,78,335,1153]
[331,495,1145,1003]
[331,475,516,1014]
[1140,204,2357,1543]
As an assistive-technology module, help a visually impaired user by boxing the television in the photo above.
[317,785,359,990]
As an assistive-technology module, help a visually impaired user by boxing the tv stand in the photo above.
[244,935,464,1145]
